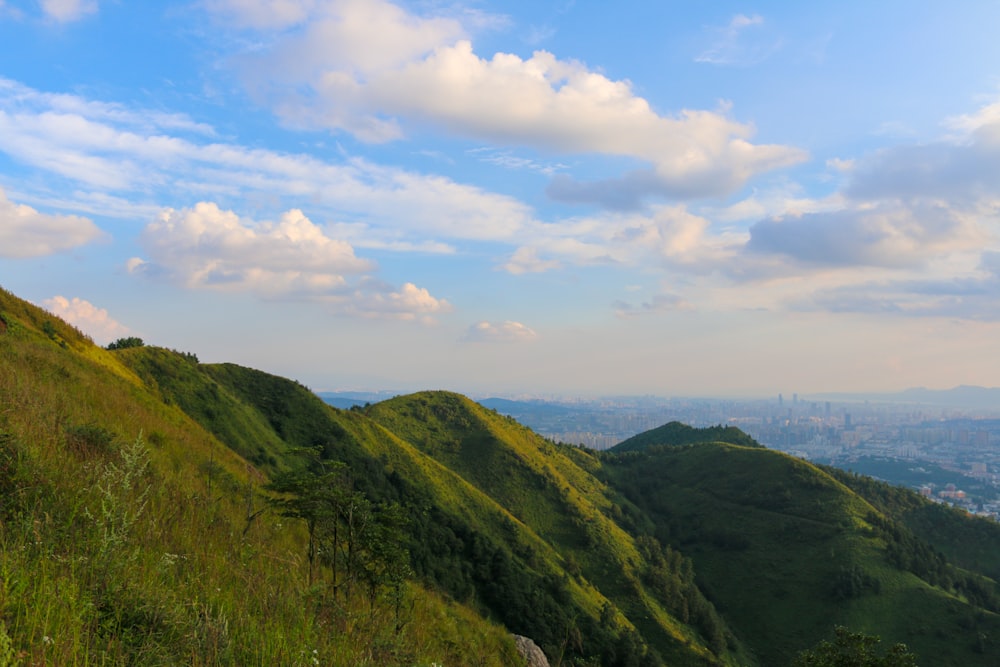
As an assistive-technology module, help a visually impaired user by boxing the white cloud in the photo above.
[130,202,450,321]
[218,0,804,202]
[0,78,534,245]
[462,320,537,343]
[0,187,103,257]
[0,78,215,136]
[42,295,129,344]
[348,281,452,322]
[695,13,780,67]
[501,246,561,275]
[745,201,982,270]
[499,205,741,276]
[134,202,372,293]
[39,0,97,22]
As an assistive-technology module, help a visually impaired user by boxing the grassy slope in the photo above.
[826,464,1000,581]
[124,359,619,663]
[165,366,720,665]
[368,391,749,666]
[0,286,520,666]
[11,280,1000,666]
[599,441,1000,666]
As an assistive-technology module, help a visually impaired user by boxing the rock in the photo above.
[512,635,549,667]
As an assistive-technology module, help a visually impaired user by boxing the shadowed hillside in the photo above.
[598,440,1000,665]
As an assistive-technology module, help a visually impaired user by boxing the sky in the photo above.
[3,0,1000,398]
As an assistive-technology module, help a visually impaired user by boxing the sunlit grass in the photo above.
[0,287,519,666]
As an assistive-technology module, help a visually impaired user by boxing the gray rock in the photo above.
[512,635,550,667]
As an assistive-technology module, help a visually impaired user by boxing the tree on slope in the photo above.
[793,626,917,667]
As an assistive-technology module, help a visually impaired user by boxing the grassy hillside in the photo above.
[129,363,734,665]
[598,441,1000,665]
[6,281,1000,667]
[368,392,749,665]
[0,286,521,666]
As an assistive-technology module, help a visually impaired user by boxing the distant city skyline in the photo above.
[4,1,1000,396]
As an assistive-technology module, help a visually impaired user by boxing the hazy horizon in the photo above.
[4,1,1000,396]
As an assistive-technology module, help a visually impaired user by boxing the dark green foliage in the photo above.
[64,422,117,458]
[106,336,144,350]
[793,627,917,667]
[829,466,1000,586]
[830,564,881,600]
[204,363,349,456]
[861,510,1000,613]
[117,349,287,471]
[268,458,411,609]
[635,535,728,655]
[612,421,761,453]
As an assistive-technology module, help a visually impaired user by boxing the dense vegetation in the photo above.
[0,287,519,665]
[4,284,1000,665]
[612,421,761,453]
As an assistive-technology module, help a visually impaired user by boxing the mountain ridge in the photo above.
[5,284,1000,665]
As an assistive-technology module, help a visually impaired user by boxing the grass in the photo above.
[598,441,1000,665]
[0,286,521,666]
[7,281,1000,666]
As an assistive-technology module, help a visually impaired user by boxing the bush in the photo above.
[106,337,144,351]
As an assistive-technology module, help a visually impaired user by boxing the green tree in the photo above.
[106,336,144,350]
[793,626,917,667]
[267,461,348,587]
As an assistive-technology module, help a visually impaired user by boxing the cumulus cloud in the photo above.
[0,187,103,257]
[40,0,97,22]
[496,205,742,277]
[42,295,129,344]
[130,202,450,321]
[678,96,1000,293]
[133,202,371,293]
[745,202,980,269]
[462,320,537,343]
[841,98,1000,207]
[216,0,804,202]
[347,281,452,322]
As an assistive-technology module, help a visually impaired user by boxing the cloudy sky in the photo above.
[3,0,1000,397]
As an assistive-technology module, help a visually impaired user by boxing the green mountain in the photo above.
[3,283,1000,666]
[613,421,762,452]
[0,287,519,666]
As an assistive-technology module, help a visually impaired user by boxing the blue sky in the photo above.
[3,0,1000,397]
